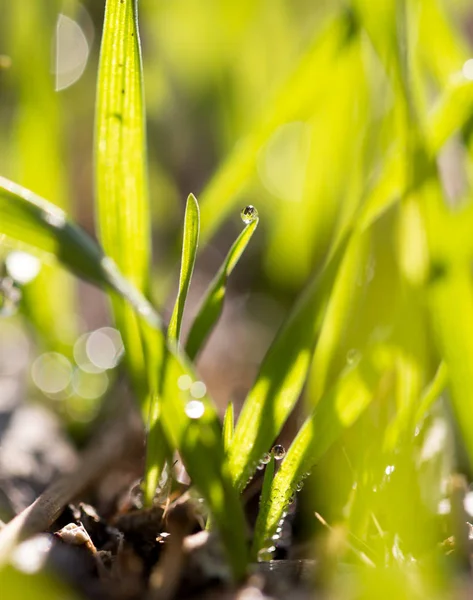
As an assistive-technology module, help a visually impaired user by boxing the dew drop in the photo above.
[257,546,275,562]
[260,452,271,465]
[43,208,66,229]
[346,348,361,366]
[288,493,296,504]
[257,463,265,471]
[296,481,304,492]
[272,444,286,460]
[241,205,258,224]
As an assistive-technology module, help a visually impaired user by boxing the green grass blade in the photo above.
[185,217,258,361]
[95,0,151,406]
[259,456,275,518]
[223,402,234,454]
[252,352,382,557]
[142,328,248,578]
[0,177,161,330]
[168,194,200,345]
[0,176,114,285]
[227,236,349,492]
[95,0,150,292]
[0,177,249,580]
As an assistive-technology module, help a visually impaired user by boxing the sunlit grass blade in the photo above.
[252,351,383,557]
[227,236,349,492]
[306,230,368,402]
[0,177,160,327]
[0,176,113,285]
[185,216,258,361]
[223,402,234,454]
[0,177,249,580]
[95,0,150,405]
[168,194,199,345]
[95,0,150,292]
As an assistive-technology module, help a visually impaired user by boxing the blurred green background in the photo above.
[2,0,473,597]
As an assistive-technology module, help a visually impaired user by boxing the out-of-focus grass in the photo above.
[1,0,473,596]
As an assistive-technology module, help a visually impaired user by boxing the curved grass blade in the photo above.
[0,177,161,332]
[0,177,248,579]
[185,217,258,361]
[252,351,383,557]
[168,194,200,345]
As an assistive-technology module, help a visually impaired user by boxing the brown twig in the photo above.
[0,411,140,566]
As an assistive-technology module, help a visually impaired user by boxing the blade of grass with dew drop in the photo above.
[252,350,384,557]
[223,402,234,454]
[227,70,473,493]
[227,235,349,492]
[168,193,199,345]
[185,216,258,361]
[95,0,151,406]
[0,178,249,580]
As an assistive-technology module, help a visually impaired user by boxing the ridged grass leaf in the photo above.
[168,194,200,346]
[0,177,249,580]
[185,216,258,361]
[95,0,151,405]
[252,349,383,557]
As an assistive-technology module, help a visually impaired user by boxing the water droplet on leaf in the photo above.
[257,546,275,562]
[241,205,258,224]
[260,452,271,464]
[272,444,286,460]
[346,348,360,366]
